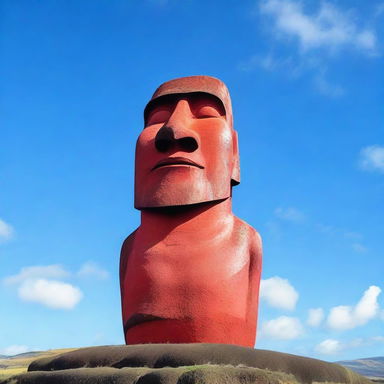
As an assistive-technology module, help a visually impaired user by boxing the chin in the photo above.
[135,177,230,209]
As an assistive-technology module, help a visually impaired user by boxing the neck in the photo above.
[139,198,233,236]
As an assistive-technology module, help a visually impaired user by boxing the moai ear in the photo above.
[231,130,240,186]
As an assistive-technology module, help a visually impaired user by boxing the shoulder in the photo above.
[120,229,138,273]
[121,230,137,255]
[232,216,262,257]
[232,216,261,243]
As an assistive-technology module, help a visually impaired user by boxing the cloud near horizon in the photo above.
[327,286,382,331]
[260,276,299,311]
[0,345,32,356]
[315,338,342,355]
[315,336,384,355]
[260,316,304,340]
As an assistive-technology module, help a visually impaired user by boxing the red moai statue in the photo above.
[120,76,262,347]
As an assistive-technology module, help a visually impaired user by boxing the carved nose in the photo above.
[155,125,198,153]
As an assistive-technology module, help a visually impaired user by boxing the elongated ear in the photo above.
[231,130,240,186]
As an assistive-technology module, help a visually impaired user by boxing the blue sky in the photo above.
[1,0,383,361]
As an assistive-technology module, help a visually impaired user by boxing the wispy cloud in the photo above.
[317,225,368,252]
[327,286,381,331]
[78,261,109,280]
[351,243,367,253]
[313,72,344,98]
[359,145,384,173]
[3,265,70,285]
[375,2,384,18]
[259,0,377,54]
[244,1,380,97]
[307,308,324,327]
[260,276,299,310]
[260,316,304,340]
[0,345,32,356]
[239,54,303,77]
[315,336,384,355]
[0,218,14,243]
[275,207,305,222]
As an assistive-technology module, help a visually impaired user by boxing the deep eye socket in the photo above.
[194,105,222,119]
[146,108,172,126]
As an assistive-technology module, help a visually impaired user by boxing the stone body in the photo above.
[120,76,262,347]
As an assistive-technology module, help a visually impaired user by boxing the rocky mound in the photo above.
[1,344,372,384]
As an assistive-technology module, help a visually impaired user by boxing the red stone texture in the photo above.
[120,76,262,347]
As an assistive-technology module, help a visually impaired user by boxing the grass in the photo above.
[0,348,77,381]
[0,367,27,381]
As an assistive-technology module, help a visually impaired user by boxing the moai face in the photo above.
[134,76,240,209]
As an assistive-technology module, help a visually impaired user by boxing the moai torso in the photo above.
[120,76,262,347]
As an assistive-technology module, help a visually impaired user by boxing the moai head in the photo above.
[134,76,240,209]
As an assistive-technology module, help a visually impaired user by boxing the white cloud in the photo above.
[259,0,377,54]
[315,338,343,355]
[0,345,32,356]
[260,316,304,340]
[274,207,305,222]
[327,286,381,330]
[78,262,109,280]
[4,265,83,310]
[3,265,70,285]
[359,145,384,173]
[316,336,384,355]
[239,54,303,77]
[0,219,14,242]
[260,276,299,310]
[18,278,82,310]
[307,308,324,327]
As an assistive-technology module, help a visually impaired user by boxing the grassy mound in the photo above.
[1,344,373,384]
[0,349,76,381]
[2,364,305,384]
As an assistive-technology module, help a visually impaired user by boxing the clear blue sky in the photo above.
[1,0,383,361]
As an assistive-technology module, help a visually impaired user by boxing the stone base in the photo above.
[1,344,372,384]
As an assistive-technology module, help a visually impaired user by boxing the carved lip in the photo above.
[124,313,166,333]
[152,157,204,171]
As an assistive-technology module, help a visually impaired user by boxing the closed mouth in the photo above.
[124,313,167,333]
[152,157,204,171]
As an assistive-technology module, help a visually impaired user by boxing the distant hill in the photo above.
[0,348,77,381]
[338,357,384,380]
